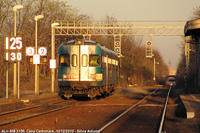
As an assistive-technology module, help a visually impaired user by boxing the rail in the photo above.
[158,85,172,133]
[0,100,76,126]
[98,88,160,132]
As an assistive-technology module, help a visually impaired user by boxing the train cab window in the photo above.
[82,54,88,67]
[59,54,70,66]
[89,55,100,66]
[72,54,77,67]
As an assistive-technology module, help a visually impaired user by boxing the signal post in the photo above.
[114,35,122,57]
[114,35,122,78]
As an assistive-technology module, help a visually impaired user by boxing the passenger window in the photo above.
[72,54,77,67]
[89,55,100,66]
[82,54,88,67]
[59,54,70,66]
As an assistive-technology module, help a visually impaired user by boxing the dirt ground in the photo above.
[0,86,155,130]
[0,86,198,133]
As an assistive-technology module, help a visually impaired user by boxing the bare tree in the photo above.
[0,0,91,94]
[192,6,200,19]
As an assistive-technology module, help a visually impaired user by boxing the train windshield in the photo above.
[59,54,70,66]
[89,55,100,66]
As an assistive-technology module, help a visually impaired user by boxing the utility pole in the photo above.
[51,22,59,93]
[153,57,159,81]
[34,15,44,95]
[13,5,23,98]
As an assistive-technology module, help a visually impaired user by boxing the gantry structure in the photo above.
[52,20,185,58]
[52,20,185,36]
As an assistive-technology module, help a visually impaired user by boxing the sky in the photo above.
[67,0,200,69]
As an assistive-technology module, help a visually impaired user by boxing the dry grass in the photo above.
[0,72,59,98]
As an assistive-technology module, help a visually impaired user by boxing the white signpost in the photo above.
[38,47,47,56]
[33,54,40,64]
[26,47,35,56]
[26,46,47,58]
[4,36,23,99]
[4,37,23,61]
[50,59,56,69]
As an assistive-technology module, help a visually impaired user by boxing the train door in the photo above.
[69,45,79,81]
[80,45,89,81]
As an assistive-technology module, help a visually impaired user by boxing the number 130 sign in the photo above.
[4,37,23,61]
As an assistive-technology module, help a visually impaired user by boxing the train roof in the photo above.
[63,39,102,46]
[59,39,118,59]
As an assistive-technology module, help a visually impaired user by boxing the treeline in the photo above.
[0,0,168,92]
[0,0,89,82]
[92,34,168,86]
[120,37,168,86]
[0,0,90,94]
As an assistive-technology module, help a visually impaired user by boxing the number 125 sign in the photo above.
[4,37,23,61]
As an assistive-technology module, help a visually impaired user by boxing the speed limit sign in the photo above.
[26,47,35,56]
[38,47,47,56]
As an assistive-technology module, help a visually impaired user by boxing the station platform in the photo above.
[180,94,200,119]
[0,93,60,113]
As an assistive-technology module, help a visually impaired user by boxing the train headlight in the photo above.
[75,40,83,45]
[78,40,82,44]
[63,74,68,79]
[96,74,103,81]
[90,74,96,80]
[90,74,103,81]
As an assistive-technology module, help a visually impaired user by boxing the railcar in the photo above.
[58,40,118,98]
[166,76,176,86]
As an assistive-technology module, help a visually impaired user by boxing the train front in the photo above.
[58,40,103,98]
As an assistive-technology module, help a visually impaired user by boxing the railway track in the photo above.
[98,86,172,133]
[0,86,173,132]
[158,85,172,133]
[0,100,77,126]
